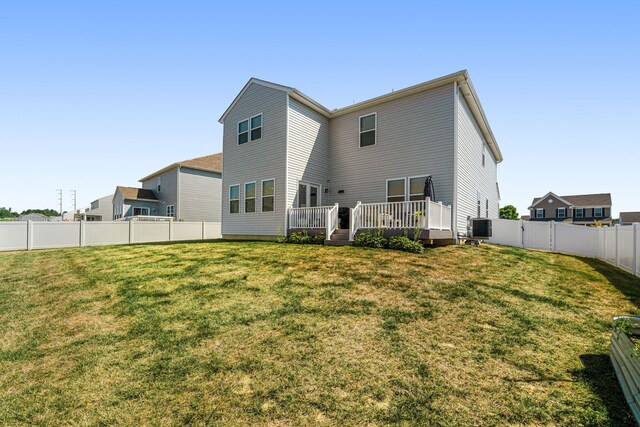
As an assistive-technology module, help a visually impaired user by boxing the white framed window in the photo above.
[536,208,544,219]
[557,207,566,218]
[229,185,240,214]
[575,208,584,218]
[359,112,377,147]
[244,182,256,213]
[238,113,263,145]
[250,114,262,141]
[408,176,428,201]
[166,205,175,218]
[156,176,161,193]
[133,207,150,216]
[386,178,405,203]
[262,179,275,212]
[594,207,603,218]
[238,120,249,144]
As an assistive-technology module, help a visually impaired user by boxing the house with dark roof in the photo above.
[620,212,640,226]
[113,153,222,221]
[527,192,612,226]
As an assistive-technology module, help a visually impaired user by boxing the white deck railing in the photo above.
[288,205,333,230]
[349,198,452,240]
[122,215,175,222]
[326,203,339,238]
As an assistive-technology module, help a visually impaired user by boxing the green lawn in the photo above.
[1,241,639,426]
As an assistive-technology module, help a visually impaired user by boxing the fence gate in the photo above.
[523,221,552,251]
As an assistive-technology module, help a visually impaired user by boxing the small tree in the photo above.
[499,205,519,220]
[0,207,19,218]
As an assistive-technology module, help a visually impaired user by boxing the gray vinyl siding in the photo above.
[142,168,178,218]
[179,168,222,222]
[222,83,288,236]
[86,195,114,221]
[456,91,499,233]
[287,98,330,208]
[114,191,159,218]
[329,84,455,209]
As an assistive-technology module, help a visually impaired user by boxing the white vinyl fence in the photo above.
[0,220,222,252]
[488,219,640,277]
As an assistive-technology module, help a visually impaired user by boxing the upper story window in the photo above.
[262,179,275,212]
[238,114,263,145]
[156,176,161,193]
[594,207,604,217]
[574,208,584,218]
[91,200,99,210]
[387,178,405,203]
[359,113,377,147]
[536,208,544,219]
[557,207,566,218]
[409,176,428,201]
[245,182,256,213]
[229,185,240,214]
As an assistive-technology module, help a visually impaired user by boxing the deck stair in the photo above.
[325,229,352,246]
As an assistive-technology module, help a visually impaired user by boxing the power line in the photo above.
[56,189,63,216]
[69,190,77,212]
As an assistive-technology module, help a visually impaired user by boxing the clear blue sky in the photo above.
[1,1,638,217]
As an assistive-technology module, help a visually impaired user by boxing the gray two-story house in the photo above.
[219,71,503,242]
[113,153,223,221]
[528,192,613,226]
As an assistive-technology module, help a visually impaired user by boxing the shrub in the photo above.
[354,230,388,249]
[279,231,325,245]
[388,234,424,254]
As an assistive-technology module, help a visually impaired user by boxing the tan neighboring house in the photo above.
[113,153,223,221]
[620,212,640,226]
[528,192,612,226]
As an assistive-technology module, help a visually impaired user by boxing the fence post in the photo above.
[599,227,605,260]
[519,220,524,248]
[550,221,556,252]
[633,223,639,276]
[27,220,33,250]
[202,221,206,240]
[79,220,85,247]
[129,220,133,244]
[615,224,620,267]
[425,198,431,230]
[169,220,174,241]
[439,201,443,230]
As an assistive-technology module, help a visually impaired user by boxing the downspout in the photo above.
[452,81,459,243]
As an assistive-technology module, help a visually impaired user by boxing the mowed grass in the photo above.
[1,242,640,426]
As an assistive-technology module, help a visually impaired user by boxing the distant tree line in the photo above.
[0,207,60,219]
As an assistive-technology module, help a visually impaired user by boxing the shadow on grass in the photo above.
[581,257,640,309]
[574,354,635,426]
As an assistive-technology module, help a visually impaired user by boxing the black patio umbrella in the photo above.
[423,175,435,201]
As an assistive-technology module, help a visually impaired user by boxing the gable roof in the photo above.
[218,71,502,162]
[620,212,640,223]
[138,153,222,182]
[530,192,612,209]
[115,186,158,201]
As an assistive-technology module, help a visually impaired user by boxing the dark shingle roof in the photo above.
[138,153,222,182]
[620,212,640,223]
[532,193,612,207]
[115,186,157,201]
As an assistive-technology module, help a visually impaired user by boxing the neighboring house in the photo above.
[528,192,612,225]
[112,186,159,219]
[219,70,503,241]
[113,153,223,221]
[521,215,531,221]
[16,213,51,222]
[620,212,640,226]
[80,195,114,221]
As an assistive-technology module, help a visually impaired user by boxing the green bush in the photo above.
[353,231,388,249]
[279,231,325,245]
[388,234,424,254]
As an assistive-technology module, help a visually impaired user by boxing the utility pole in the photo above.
[56,189,63,217]
[70,190,77,212]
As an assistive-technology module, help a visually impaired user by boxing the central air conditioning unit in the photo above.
[467,218,492,240]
